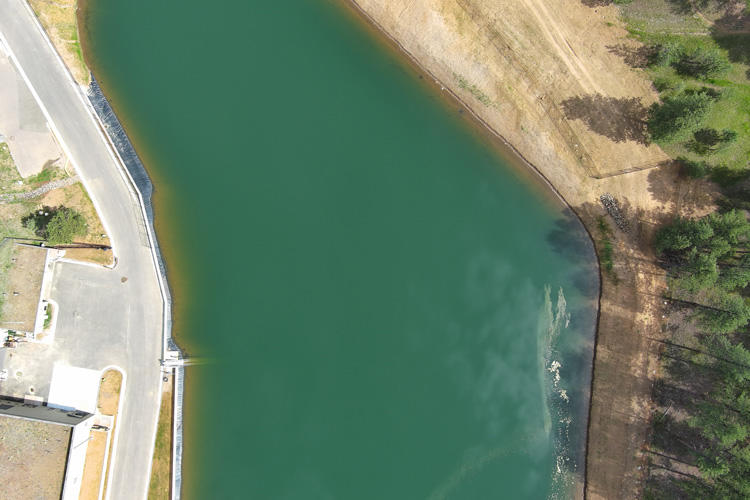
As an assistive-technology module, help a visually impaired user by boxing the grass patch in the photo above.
[0,241,14,322]
[148,384,173,500]
[43,303,53,329]
[621,6,750,173]
[25,166,56,186]
[0,143,22,191]
[454,72,495,108]
[597,217,618,283]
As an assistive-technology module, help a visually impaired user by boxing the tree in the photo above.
[45,207,87,245]
[697,289,750,334]
[651,41,684,68]
[656,211,750,296]
[648,91,715,142]
[679,157,711,178]
[689,128,738,155]
[673,47,731,79]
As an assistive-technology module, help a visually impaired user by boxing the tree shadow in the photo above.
[561,94,649,144]
[644,472,695,500]
[607,43,657,68]
[664,0,697,15]
[21,205,58,238]
[711,32,750,79]
[580,0,612,6]
[647,164,716,219]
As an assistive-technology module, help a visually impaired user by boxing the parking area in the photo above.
[0,259,127,401]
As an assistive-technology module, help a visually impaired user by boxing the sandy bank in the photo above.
[342,0,717,498]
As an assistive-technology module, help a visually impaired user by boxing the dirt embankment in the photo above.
[344,0,716,498]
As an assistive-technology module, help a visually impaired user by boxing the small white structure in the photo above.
[47,363,101,414]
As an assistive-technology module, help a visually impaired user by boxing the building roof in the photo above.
[0,413,71,500]
[47,364,101,414]
[0,396,92,426]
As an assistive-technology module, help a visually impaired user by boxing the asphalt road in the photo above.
[0,1,166,498]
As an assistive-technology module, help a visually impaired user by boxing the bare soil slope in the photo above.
[346,1,714,498]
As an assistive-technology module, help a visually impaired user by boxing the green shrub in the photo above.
[710,165,750,188]
[673,47,730,79]
[651,42,684,68]
[648,91,714,142]
[688,128,738,154]
[45,207,87,245]
[678,157,710,178]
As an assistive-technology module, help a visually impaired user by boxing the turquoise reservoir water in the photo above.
[81,0,598,498]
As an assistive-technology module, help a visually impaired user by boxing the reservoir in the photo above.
[81,0,598,498]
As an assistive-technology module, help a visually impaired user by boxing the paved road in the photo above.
[0,2,166,498]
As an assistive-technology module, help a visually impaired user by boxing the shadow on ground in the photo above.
[561,94,649,144]
[647,163,717,218]
[607,43,656,68]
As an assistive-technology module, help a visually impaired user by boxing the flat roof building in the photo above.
[0,397,94,500]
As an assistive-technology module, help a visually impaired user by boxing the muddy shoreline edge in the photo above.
[339,0,604,496]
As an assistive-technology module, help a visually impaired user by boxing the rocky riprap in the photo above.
[600,193,628,231]
[0,175,79,203]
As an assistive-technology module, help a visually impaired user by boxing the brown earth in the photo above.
[79,370,122,500]
[79,429,107,500]
[0,243,46,332]
[99,370,122,498]
[344,0,719,498]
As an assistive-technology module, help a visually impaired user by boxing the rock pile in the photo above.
[600,193,628,231]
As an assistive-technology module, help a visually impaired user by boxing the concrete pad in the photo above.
[48,363,100,413]
[0,54,63,177]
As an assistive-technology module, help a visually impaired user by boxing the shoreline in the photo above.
[340,0,603,494]
[72,0,669,498]
[76,0,603,497]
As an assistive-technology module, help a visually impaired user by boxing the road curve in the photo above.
[0,1,165,498]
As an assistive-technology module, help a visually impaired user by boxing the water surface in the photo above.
[81,0,598,498]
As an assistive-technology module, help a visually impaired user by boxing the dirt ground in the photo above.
[0,243,47,332]
[79,429,107,500]
[27,0,90,86]
[99,370,121,497]
[345,0,722,498]
[98,369,121,415]
[0,415,70,500]
[79,369,122,500]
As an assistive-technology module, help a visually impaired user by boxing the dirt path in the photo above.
[521,0,603,95]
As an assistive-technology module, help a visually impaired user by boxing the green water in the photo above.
[81,0,598,498]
